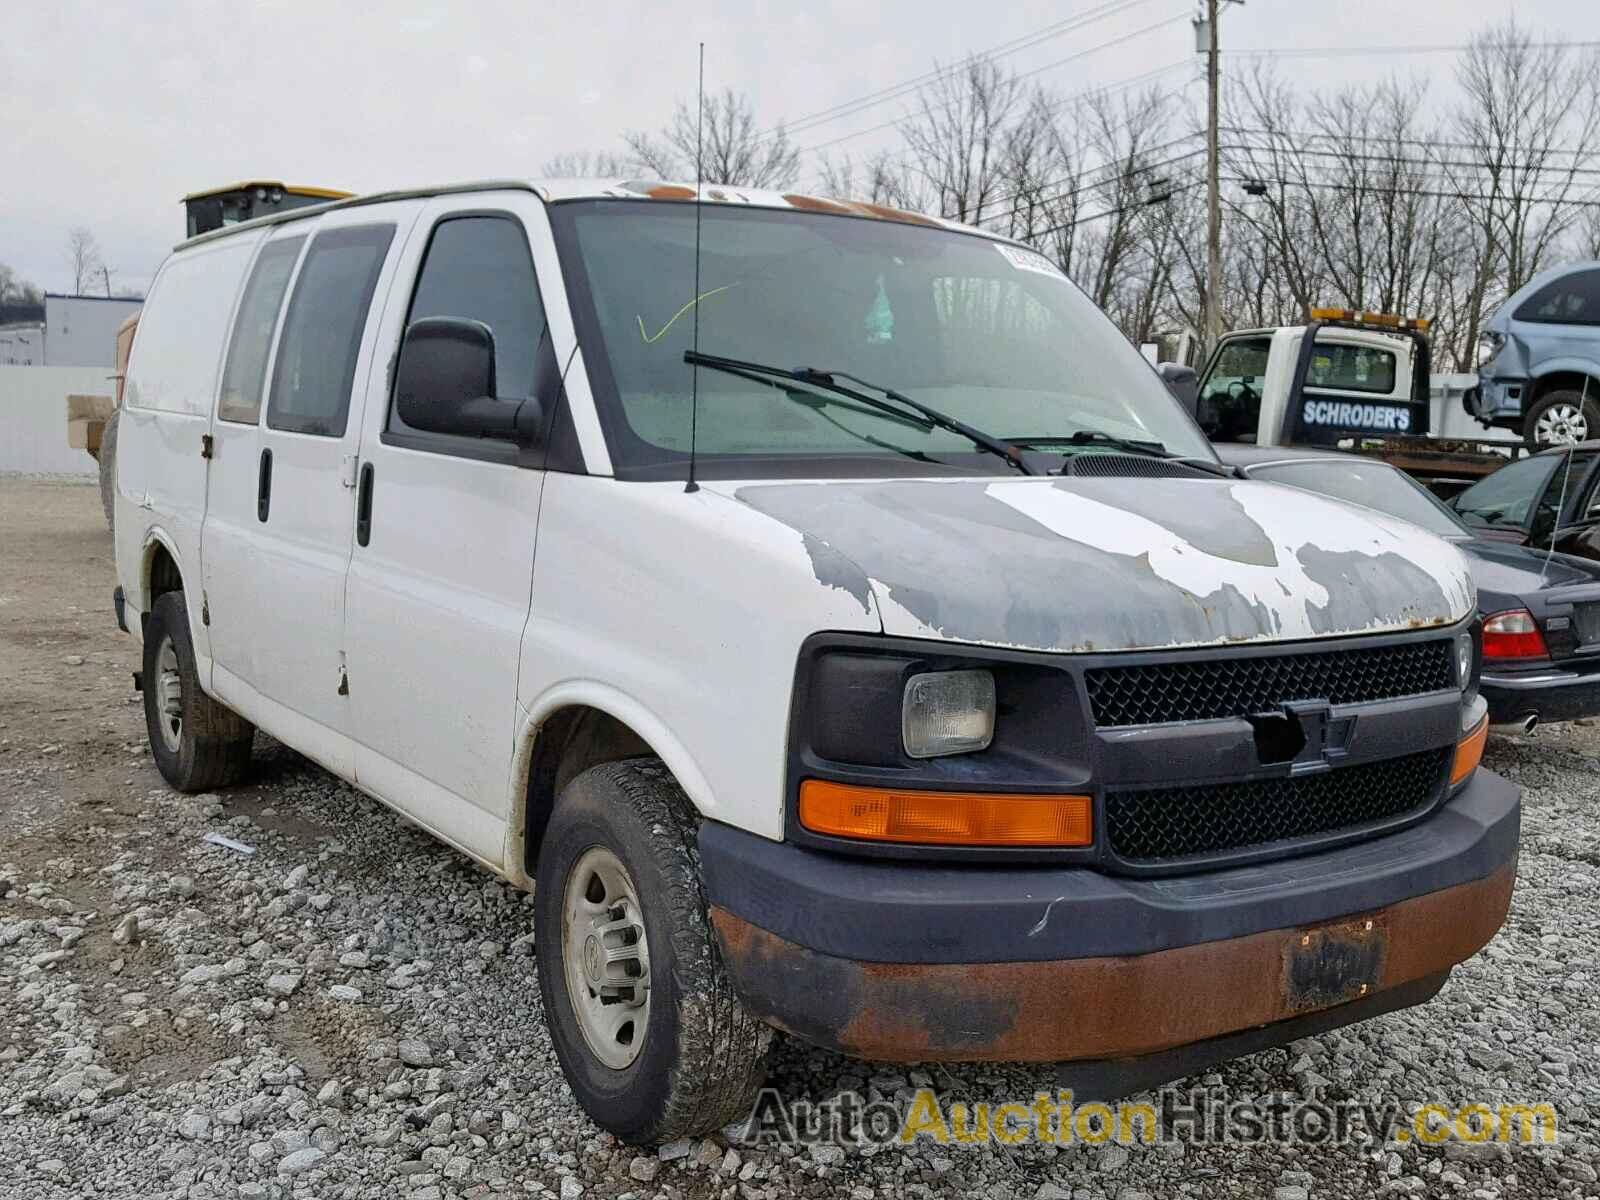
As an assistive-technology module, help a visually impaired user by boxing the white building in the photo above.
[39,293,143,367]
[0,322,44,365]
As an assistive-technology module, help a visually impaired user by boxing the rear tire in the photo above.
[1523,388,1600,449]
[98,408,120,533]
[534,759,773,1144]
[142,591,254,792]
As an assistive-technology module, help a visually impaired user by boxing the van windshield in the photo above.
[551,200,1214,478]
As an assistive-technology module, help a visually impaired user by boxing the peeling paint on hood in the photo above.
[722,476,1475,654]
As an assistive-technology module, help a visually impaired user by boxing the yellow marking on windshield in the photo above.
[637,284,738,344]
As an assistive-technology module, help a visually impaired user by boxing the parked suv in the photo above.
[113,180,1518,1144]
[1473,260,1600,447]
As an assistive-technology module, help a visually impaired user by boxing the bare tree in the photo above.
[623,89,800,188]
[569,16,1600,362]
[1580,201,1600,261]
[541,149,633,178]
[67,227,104,295]
[816,150,924,209]
[900,56,1025,226]
[0,262,43,306]
[1452,20,1600,357]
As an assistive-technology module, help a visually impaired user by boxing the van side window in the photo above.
[267,224,395,437]
[122,238,255,415]
[389,216,546,438]
[218,236,304,424]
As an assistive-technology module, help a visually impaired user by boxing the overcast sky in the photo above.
[3,0,1592,297]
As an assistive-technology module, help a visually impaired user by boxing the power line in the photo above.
[796,18,1194,158]
[1222,125,1600,160]
[1219,173,1600,210]
[1029,178,1205,240]
[840,63,1198,183]
[1222,143,1600,180]
[764,0,1172,142]
[974,142,1207,230]
[914,88,1204,221]
[1225,39,1600,59]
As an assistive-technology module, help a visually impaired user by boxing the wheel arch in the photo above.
[140,529,186,621]
[505,684,717,887]
[1528,365,1600,405]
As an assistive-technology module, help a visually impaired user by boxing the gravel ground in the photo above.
[2,476,1598,1200]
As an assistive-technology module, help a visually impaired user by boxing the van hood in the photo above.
[721,475,1475,654]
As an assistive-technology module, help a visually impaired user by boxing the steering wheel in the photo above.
[1227,380,1259,405]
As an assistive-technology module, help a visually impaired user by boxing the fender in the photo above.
[138,525,212,677]
[500,679,719,890]
[1530,357,1600,391]
[139,524,184,612]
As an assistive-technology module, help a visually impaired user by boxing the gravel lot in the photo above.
[2,475,1599,1200]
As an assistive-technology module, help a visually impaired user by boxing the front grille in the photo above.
[1085,639,1454,727]
[1575,602,1600,648]
[1105,747,1451,862]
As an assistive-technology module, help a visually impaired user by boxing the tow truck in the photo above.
[1184,309,1523,496]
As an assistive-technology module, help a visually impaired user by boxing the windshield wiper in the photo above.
[1010,430,1173,457]
[684,351,1034,475]
[682,351,933,434]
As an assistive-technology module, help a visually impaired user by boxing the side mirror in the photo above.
[394,317,543,444]
[1156,362,1199,416]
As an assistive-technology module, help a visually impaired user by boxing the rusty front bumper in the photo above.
[710,863,1512,1062]
[699,768,1520,1065]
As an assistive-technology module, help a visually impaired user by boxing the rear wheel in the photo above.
[142,591,254,792]
[1524,389,1600,448]
[534,759,773,1144]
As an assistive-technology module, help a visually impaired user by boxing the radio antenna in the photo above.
[685,42,706,494]
[1541,375,1588,583]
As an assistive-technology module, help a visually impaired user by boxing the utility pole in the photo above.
[1202,0,1223,356]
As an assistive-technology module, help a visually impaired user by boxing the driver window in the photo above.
[1198,335,1270,442]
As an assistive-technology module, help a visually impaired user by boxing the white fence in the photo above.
[0,365,114,475]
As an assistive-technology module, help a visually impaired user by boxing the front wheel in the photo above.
[142,591,255,792]
[534,759,773,1144]
[1524,389,1600,448]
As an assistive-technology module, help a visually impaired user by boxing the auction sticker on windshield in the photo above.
[995,243,1066,279]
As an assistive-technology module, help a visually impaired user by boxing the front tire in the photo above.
[142,591,255,792]
[534,759,773,1144]
[1524,388,1600,448]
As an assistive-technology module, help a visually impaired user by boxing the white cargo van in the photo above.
[114,180,1517,1144]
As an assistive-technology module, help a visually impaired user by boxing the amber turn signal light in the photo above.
[1451,716,1489,787]
[798,780,1093,847]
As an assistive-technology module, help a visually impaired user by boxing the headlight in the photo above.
[1455,625,1481,708]
[902,669,995,758]
[1454,630,1474,689]
[1477,333,1503,367]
